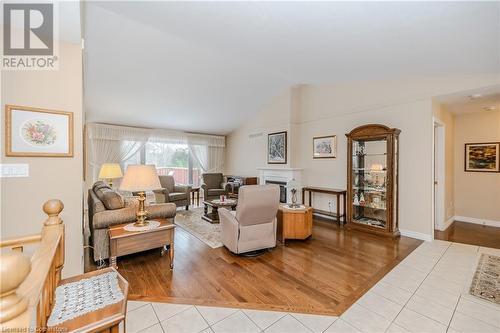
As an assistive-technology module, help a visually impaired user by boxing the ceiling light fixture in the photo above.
[468,94,483,100]
[482,106,497,111]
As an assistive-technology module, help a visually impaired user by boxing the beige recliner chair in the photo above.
[219,185,280,254]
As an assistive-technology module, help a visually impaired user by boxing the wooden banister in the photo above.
[0,234,43,251]
[0,199,65,331]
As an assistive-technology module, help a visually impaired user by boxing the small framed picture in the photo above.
[313,135,336,159]
[464,142,499,172]
[268,131,287,164]
[5,105,74,157]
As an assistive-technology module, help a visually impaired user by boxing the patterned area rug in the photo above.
[469,253,500,305]
[175,208,223,249]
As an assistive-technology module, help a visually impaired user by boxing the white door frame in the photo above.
[432,117,446,232]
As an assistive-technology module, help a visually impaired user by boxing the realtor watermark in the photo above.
[2,1,59,70]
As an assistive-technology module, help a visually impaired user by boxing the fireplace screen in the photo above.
[265,180,287,203]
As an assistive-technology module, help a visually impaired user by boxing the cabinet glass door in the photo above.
[351,138,387,228]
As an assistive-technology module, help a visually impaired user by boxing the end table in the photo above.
[277,205,313,244]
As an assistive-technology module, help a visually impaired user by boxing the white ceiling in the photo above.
[435,85,500,115]
[83,1,500,134]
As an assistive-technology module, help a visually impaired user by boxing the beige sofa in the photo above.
[219,185,280,254]
[201,173,230,201]
[154,175,191,210]
[88,181,177,262]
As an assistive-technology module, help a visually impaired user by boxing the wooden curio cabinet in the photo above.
[346,124,401,238]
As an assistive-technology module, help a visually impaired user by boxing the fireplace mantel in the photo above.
[258,167,303,204]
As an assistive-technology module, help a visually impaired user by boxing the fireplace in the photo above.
[258,168,303,205]
[265,180,287,203]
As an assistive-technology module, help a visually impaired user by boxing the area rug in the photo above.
[468,253,500,305]
[175,208,223,249]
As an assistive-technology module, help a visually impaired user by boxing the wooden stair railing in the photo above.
[0,199,65,331]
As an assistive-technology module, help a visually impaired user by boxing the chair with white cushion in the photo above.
[219,185,280,255]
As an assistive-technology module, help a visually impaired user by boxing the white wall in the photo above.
[1,42,84,277]
[454,110,500,223]
[226,88,292,175]
[226,75,499,240]
[432,102,455,225]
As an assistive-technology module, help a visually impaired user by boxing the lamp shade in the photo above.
[119,165,161,192]
[370,164,384,171]
[98,163,123,179]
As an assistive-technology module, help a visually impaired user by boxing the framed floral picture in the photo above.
[268,131,287,164]
[464,142,499,172]
[5,105,74,157]
[313,135,337,159]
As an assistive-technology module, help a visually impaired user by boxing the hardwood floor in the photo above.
[435,221,500,249]
[85,219,421,316]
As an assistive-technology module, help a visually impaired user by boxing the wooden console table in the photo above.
[301,186,347,225]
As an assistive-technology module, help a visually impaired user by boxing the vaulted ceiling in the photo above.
[83,1,500,134]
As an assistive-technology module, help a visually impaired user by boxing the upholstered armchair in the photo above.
[201,173,230,201]
[219,185,280,254]
[154,175,191,210]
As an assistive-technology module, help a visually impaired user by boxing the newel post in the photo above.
[0,252,31,326]
[43,200,65,285]
[43,199,64,226]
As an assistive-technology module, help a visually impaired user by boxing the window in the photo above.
[121,141,142,172]
[119,141,203,187]
[145,142,201,186]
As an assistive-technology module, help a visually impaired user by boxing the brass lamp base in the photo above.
[133,191,149,227]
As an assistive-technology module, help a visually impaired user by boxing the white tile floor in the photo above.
[124,241,500,333]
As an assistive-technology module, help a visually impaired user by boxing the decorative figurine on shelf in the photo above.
[353,193,359,205]
[359,193,366,204]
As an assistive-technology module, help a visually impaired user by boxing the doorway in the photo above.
[433,119,446,232]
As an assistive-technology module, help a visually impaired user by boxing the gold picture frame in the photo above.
[5,105,74,157]
[313,135,337,159]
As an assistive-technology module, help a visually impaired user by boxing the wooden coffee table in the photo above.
[202,199,237,223]
[109,218,175,269]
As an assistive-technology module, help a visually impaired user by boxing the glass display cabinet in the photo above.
[346,124,400,238]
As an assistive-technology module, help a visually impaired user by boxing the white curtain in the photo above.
[86,123,226,184]
[188,134,225,173]
[87,124,149,184]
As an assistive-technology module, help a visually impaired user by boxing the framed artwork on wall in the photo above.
[268,131,287,164]
[464,142,499,172]
[313,135,337,159]
[5,105,74,157]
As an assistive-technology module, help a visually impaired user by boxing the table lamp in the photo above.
[98,163,123,187]
[119,165,161,227]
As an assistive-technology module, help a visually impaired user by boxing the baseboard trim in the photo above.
[454,216,500,228]
[436,217,454,232]
[400,229,433,242]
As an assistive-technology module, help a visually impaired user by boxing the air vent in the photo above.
[249,132,263,138]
